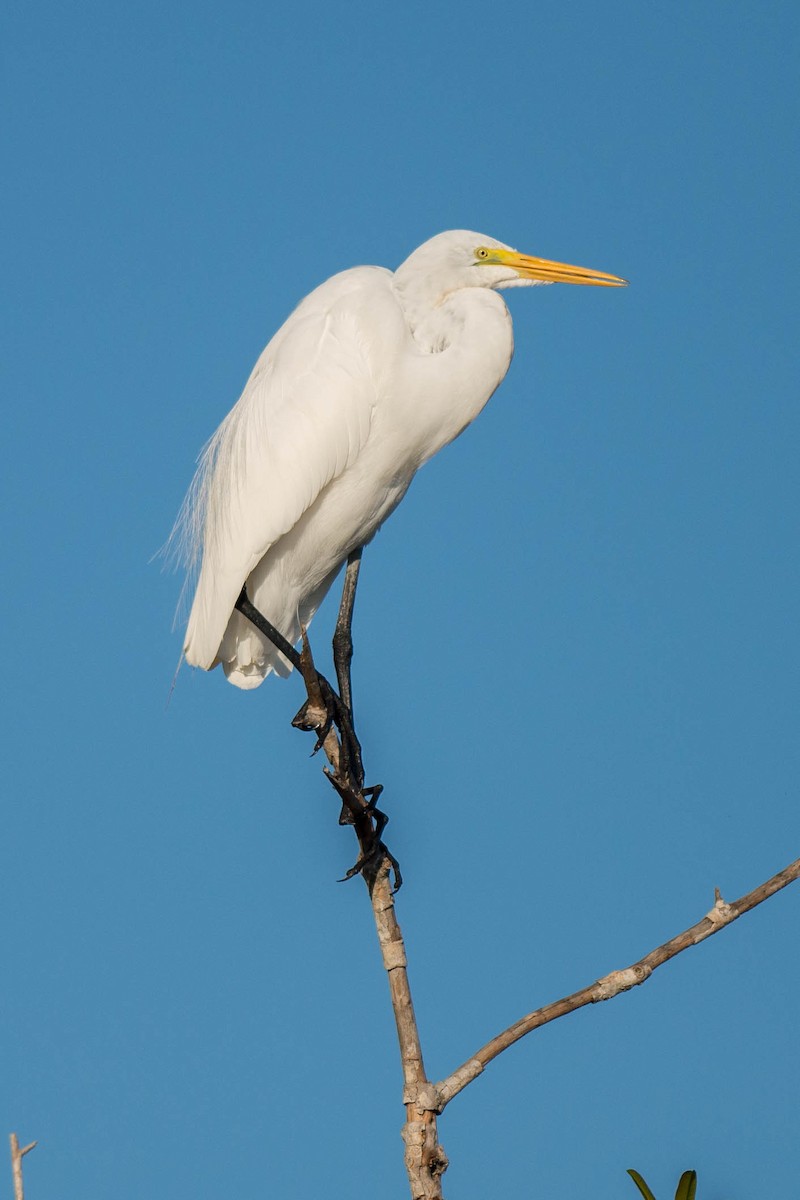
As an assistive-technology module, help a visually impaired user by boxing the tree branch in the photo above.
[285,613,797,1197]
[293,639,446,1199]
[435,856,800,1108]
[370,861,448,1198]
[9,1134,36,1200]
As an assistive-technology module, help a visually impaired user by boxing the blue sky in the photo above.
[3,2,798,1197]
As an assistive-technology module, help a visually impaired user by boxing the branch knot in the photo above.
[403,1081,444,1114]
[705,893,735,927]
[594,965,651,1000]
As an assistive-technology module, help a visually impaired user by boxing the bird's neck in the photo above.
[392,267,451,337]
[396,288,515,466]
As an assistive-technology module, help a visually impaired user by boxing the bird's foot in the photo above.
[291,629,364,785]
[340,839,403,894]
[291,683,335,749]
[335,781,382,825]
[324,779,401,892]
[289,624,397,889]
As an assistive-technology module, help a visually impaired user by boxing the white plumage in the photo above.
[174,230,625,688]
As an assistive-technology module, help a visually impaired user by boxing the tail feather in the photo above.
[215,608,296,689]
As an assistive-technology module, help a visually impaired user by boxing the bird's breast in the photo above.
[383,288,514,466]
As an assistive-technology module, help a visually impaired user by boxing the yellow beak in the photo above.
[488,248,627,287]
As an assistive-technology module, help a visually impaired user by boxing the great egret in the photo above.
[175,230,626,693]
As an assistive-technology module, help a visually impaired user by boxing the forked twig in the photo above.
[434,856,800,1107]
[9,1134,36,1200]
[271,612,798,1199]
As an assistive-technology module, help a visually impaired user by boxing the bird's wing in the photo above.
[181,267,391,668]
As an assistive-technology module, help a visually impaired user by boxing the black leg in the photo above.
[333,547,363,719]
[235,583,364,778]
[235,580,398,891]
[234,586,302,670]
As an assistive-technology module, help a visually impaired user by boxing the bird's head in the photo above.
[395,229,627,303]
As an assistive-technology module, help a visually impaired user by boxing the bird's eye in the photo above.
[475,247,490,260]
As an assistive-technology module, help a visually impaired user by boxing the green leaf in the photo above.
[674,1170,697,1200]
[627,1169,658,1200]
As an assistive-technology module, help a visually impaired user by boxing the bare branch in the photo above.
[436,856,800,1108]
[285,613,798,1198]
[9,1134,37,1200]
[371,861,447,1199]
[294,652,446,1199]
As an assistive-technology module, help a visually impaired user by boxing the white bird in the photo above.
[175,230,625,692]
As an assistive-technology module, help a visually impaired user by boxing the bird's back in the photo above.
[180,265,403,683]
